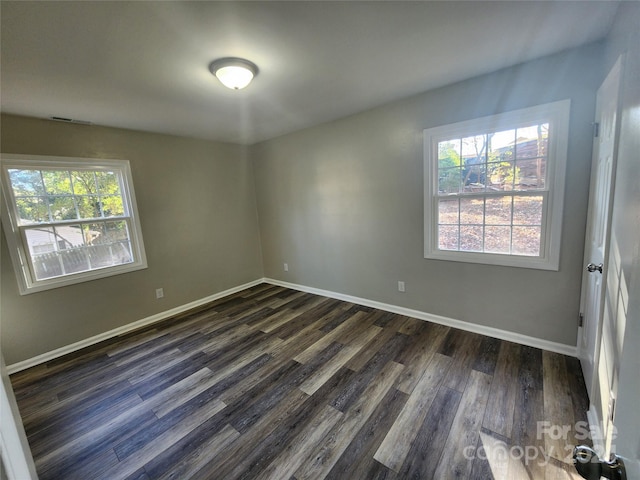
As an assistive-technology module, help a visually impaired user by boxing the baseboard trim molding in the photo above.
[8,276,577,374]
[6,279,264,375]
[264,277,578,357]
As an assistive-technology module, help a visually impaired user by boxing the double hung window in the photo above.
[423,100,570,270]
[1,155,147,294]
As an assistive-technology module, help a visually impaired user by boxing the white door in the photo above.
[578,56,622,453]
[1,355,39,479]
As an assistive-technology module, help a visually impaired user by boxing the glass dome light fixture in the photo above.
[209,57,258,90]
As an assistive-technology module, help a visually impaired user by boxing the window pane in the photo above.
[105,221,134,264]
[8,169,45,196]
[31,253,63,280]
[26,227,66,279]
[438,225,459,250]
[25,228,57,256]
[462,164,486,193]
[87,243,132,268]
[84,221,133,268]
[438,198,459,224]
[460,198,484,225]
[101,195,125,217]
[105,220,130,241]
[487,130,515,190]
[83,223,106,244]
[16,197,50,223]
[461,135,487,193]
[516,124,548,159]
[485,226,511,254]
[439,167,461,194]
[488,129,515,163]
[87,244,110,269]
[49,196,77,221]
[112,241,134,264]
[487,161,515,191]
[485,197,512,225]
[461,135,487,161]
[77,196,102,219]
[42,170,73,194]
[460,225,483,252]
[513,196,543,225]
[53,225,85,250]
[95,171,121,195]
[438,140,461,169]
[25,225,86,279]
[72,171,98,195]
[515,158,546,190]
[512,226,541,256]
[59,248,89,274]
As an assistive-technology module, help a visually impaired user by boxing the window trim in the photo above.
[423,100,570,270]
[1,154,148,294]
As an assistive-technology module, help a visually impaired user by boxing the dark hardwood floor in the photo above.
[11,284,591,479]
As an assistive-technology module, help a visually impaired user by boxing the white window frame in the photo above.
[423,100,570,270]
[1,154,147,294]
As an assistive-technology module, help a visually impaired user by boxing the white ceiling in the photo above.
[1,1,620,145]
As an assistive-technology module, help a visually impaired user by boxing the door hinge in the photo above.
[593,122,600,138]
[579,313,584,327]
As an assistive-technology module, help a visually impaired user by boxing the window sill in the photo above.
[16,261,148,295]
[424,249,559,271]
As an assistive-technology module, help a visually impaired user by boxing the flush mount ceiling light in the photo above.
[209,57,258,90]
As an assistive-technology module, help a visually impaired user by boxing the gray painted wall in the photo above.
[1,115,264,365]
[602,2,640,469]
[253,44,603,346]
[0,42,608,366]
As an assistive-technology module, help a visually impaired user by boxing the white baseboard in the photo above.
[6,279,264,375]
[264,278,578,357]
[8,276,578,375]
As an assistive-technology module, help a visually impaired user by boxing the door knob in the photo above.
[587,263,603,273]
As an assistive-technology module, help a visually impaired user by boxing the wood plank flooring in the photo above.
[10,284,591,480]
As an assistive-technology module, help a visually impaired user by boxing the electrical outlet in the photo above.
[284,263,289,272]
[398,281,405,292]
[155,288,164,299]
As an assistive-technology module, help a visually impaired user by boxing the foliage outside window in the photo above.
[1,155,147,294]
[424,100,570,270]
